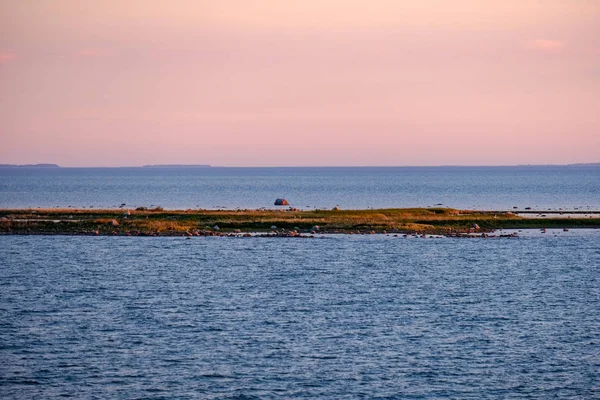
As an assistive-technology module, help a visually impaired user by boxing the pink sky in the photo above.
[1,1,599,166]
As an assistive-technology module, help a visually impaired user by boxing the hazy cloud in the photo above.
[0,51,16,63]
[78,48,112,57]
[526,39,565,53]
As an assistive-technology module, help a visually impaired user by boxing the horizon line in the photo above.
[2,162,600,168]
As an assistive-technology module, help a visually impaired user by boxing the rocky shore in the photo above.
[1,207,598,238]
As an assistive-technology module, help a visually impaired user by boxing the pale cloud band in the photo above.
[525,39,565,53]
[0,51,16,63]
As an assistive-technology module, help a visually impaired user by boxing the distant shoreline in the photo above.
[142,164,211,168]
[0,164,60,168]
[2,208,599,237]
[1,163,599,169]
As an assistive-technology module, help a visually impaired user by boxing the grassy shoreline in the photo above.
[1,208,599,237]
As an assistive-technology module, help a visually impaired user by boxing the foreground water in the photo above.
[2,232,599,398]
[1,165,599,210]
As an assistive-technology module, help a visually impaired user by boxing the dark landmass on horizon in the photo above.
[566,162,600,166]
[142,164,211,168]
[0,164,60,168]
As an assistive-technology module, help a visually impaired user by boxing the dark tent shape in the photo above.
[274,198,289,206]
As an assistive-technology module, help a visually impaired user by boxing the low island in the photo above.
[1,208,599,237]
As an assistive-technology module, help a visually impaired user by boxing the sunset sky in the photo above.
[1,1,599,166]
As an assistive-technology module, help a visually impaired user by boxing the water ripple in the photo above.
[1,232,599,398]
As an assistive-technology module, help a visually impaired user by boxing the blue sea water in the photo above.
[1,232,599,398]
[1,165,599,210]
[2,166,599,398]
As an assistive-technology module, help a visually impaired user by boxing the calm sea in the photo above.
[2,166,599,398]
[1,232,599,398]
[1,165,599,210]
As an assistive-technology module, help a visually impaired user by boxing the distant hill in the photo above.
[142,164,211,168]
[0,164,60,168]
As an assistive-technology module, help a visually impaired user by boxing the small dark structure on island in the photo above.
[274,198,289,206]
